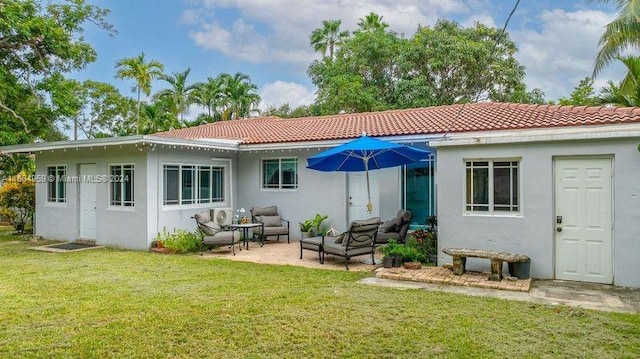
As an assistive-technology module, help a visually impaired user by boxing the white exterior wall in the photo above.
[35,147,149,249]
[151,147,237,240]
[236,149,402,238]
[435,137,640,288]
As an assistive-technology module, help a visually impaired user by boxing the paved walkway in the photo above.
[200,239,640,314]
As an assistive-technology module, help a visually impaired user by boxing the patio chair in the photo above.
[321,217,382,270]
[193,211,241,255]
[376,210,413,244]
[251,205,290,243]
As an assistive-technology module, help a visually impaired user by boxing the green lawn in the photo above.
[1,227,638,358]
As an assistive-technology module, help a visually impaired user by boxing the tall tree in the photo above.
[191,76,226,121]
[308,18,540,115]
[558,77,599,106]
[0,0,114,145]
[309,19,350,60]
[593,0,640,77]
[598,55,640,106]
[154,67,195,124]
[114,52,164,134]
[220,72,261,120]
[356,12,389,33]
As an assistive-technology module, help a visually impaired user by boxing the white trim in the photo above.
[431,123,640,147]
[107,163,135,210]
[160,159,232,210]
[259,156,299,191]
[0,135,240,154]
[463,158,522,216]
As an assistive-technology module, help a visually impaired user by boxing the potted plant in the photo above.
[299,219,315,238]
[381,239,404,267]
[310,214,329,236]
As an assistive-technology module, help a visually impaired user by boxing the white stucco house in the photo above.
[2,102,639,288]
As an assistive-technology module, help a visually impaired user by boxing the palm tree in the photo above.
[220,72,261,120]
[593,0,640,77]
[191,76,226,121]
[114,52,164,134]
[356,12,389,33]
[598,55,640,105]
[309,19,350,60]
[140,101,181,133]
[154,67,196,124]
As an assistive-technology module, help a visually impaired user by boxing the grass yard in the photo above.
[0,227,638,358]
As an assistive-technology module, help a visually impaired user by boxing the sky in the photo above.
[77,0,622,111]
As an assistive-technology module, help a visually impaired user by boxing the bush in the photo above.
[156,228,202,253]
[0,174,35,232]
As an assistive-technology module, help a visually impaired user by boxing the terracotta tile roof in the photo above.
[155,102,640,144]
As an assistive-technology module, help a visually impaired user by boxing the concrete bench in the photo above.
[442,248,530,281]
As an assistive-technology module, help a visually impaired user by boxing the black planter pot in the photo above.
[382,256,393,268]
[392,254,403,267]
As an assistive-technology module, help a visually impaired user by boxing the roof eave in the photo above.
[0,135,241,154]
[430,123,640,147]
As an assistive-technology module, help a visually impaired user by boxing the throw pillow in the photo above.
[200,221,221,236]
[194,211,211,224]
[261,215,282,227]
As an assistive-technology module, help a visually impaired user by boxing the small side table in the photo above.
[230,223,263,249]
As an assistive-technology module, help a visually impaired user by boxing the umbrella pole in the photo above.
[365,159,372,214]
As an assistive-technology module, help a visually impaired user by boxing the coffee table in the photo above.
[230,223,263,249]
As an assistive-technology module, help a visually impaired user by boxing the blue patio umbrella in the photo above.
[307,134,430,213]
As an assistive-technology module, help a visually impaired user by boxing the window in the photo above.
[163,164,225,205]
[46,165,66,203]
[403,154,437,225]
[262,158,298,189]
[110,164,134,207]
[466,160,519,213]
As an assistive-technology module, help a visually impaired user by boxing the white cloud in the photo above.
[259,81,316,110]
[184,1,623,103]
[184,0,469,67]
[512,9,620,100]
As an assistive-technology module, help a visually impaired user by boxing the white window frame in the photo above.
[464,158,521,216]
[109,163,135,209]
[162,162,228,208]
[46,165,67,204]
[260,157,298,191]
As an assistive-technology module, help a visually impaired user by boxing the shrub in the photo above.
[156,228,202,253]
[0,174,35,232]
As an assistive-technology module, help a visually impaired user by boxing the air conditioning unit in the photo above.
[211,207,233,226]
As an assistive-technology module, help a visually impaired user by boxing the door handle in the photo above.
[556,227,562,232]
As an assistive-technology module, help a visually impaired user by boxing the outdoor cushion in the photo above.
[379,220,396,233]
[260,215,282,227]
[194,211,211,224]
[202,230,239,245]
[300,236,323,251]
[323,240,375,256]
[255,226,288,236]
[394,210,412,231]
[200,221,221,236]
[252,206,278,217]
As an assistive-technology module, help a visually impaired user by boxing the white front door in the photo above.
[554,158,613,284]
[348,171,379,222]
[79,164,97,240]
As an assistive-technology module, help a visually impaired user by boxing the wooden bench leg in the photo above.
[490,259,503,281]
[452,256,466,275]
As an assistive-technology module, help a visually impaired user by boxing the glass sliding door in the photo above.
[403,154,436,227]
